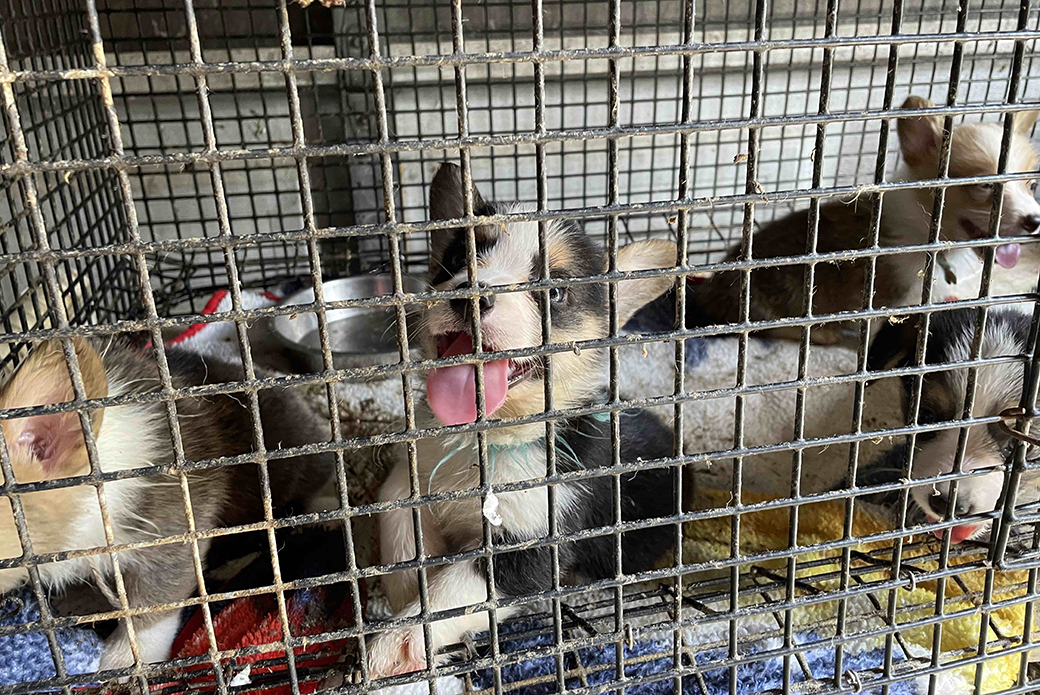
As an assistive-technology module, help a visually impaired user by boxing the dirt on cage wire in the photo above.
[5,0,1040,694]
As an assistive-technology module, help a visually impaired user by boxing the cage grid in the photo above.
[3,0,1040,694]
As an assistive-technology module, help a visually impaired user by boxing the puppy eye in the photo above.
[976,182,995,193]
[1030,180,1038,193]
[446,247,467,271]
[549,287,567,304]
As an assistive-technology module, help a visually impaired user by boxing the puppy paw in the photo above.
[367,625,427,678]
[98,637,134,675]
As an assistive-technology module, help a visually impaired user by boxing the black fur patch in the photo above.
[431,199,502,286]
[539,223,607,331]
[490,407,676,596]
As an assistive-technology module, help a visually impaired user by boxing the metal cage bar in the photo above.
[2,1,1040,694]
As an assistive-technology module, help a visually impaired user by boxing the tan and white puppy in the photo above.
[0,339,334,672]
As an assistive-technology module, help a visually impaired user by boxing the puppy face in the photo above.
[422,164,676,430]
[898,96,1040,266]
[906,309,1032,542]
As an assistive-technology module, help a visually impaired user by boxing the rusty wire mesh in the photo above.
[3,0,1040,694]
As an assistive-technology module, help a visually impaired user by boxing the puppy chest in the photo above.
[418,438,578,540]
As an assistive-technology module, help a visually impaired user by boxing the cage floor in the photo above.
[114,529,1040,695]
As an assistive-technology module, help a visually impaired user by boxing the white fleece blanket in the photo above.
[616,335,904,493]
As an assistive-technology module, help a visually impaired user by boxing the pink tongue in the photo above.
[934,524,979,544]
[996,243,1021,269]
[426,333,510,426]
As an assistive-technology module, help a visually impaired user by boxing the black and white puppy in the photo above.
[0,338,335,671]
[867,307,1040,543]
[369,163,679,677]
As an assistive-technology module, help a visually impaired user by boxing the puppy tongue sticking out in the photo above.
[934,524,980,544]
[427,332,510,425]
[996,243,1021,269]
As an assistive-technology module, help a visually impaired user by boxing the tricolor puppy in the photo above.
[869,307,1040,543]
[689,95,1040,345]
[0,339,334,671]
[369,163,678,677]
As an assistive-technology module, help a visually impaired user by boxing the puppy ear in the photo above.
[867,315,920,373]
[429,162,488,221]
[0,338,108,478]
[615,239,679,327]
[898,95,943,170]
[1015,108,1039,135]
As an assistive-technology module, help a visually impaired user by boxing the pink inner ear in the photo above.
[13,412,83,474]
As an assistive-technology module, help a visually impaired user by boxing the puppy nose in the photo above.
[929,492,971,518]
[451,281,495,318]
[1021,214,1040,233]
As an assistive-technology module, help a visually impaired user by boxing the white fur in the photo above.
[99,611,184,670]
[909,312,1036,538]
[370,430,582,675]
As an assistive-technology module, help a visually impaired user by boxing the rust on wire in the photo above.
[998,407,1040,449]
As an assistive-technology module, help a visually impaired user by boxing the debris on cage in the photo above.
[2,0,1040,694]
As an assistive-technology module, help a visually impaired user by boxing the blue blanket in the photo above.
[0,587,101,687]
[471,622,915,695]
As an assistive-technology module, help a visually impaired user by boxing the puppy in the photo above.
[0,338,334,671]
[368,163,679,677]
[689,96,1040,345]
[866,307,1038,543]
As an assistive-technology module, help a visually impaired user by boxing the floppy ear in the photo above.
[429,162,488,221]
[1015,108,1039,135]
[0,338,108,479]
[615,239,679,328]
[898,95,943,170]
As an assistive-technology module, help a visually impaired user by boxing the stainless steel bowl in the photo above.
[269,275,425,375]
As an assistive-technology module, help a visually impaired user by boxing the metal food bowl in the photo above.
[269,275,425,375]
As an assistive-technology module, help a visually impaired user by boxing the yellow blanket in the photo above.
[680,489,1037,693]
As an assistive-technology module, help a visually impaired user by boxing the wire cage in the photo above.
[4,0,1040,694]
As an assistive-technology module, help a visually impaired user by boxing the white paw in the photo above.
[97,613,180,675]
[367,625,427,678]
[98,636,134,673]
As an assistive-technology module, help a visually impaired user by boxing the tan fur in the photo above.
[616,239,679,327]
[0,338,108,480]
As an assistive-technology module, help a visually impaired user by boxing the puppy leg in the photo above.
[97,544,200,673]
[378,457,445,612]
[367,559,515,678]
[100,610,184,671]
